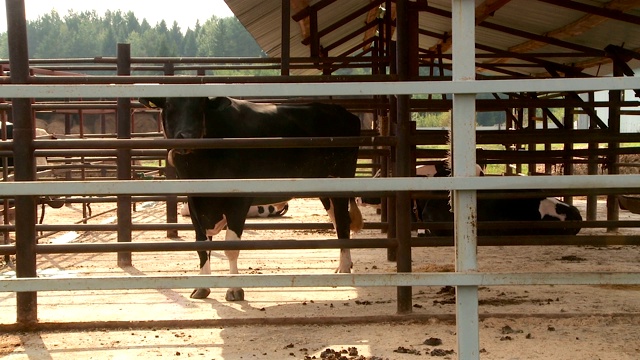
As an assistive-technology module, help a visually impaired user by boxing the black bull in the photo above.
[140,97,363,301]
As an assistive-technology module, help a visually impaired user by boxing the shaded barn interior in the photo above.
[0,0,640,326]
[224,0,640,233]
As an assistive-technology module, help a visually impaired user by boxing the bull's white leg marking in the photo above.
[224,229,240,275]
[180,203,190,216]
[327,199,354,273]
[326,199,337,229]
[539,198,566,221]
[224,229,244,301]
[205,215,227,237]
[337,249,352,273]
[192,216,227,299]
[199,256,211,275]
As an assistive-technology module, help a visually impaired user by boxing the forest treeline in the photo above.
[0,9,264,59]
[0,9,508,127]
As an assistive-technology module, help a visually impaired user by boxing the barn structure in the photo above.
[1,1,640,358]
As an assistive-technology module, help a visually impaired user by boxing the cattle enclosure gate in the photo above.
[1,1,640,359]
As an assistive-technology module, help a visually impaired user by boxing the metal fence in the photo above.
[1,1,640,359]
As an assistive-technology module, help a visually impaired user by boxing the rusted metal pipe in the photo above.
[6,0,38,327]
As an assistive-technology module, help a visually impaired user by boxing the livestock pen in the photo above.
[1,1,640,359]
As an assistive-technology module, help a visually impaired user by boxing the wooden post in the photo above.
[116,43,133,266]
[394,0,413,314]
[607,64,622,232]
[6,0,38,327]
[586,91,598,221]
[164,62,179,238]
[281,0,291,76]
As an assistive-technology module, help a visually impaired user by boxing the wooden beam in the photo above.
[537,0,640,26]
[290,0,311,40]
[573,46,640,70]
[479,21,604,56]
[475,43,586,76]
[291,0,337,21]
[422,3,607,74]
[507,0,640,54]
[363,0,396,53]
[323,19,379,53]
[427,0,513,54]
[301,0,385,46]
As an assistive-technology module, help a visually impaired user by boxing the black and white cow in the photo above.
[180,201,289,218]
[358,161,484,227]
[357,162,453,210]
[420,166,583,236]
[140,97,363,301]
[246,201,289,217]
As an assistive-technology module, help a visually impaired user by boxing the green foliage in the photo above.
[413,111,451,128]
[410,93,516,128]
[0,9,263,60]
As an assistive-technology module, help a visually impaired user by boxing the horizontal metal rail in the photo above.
[1,235,639,256]
[0,175,639,197]
[0,219,632,233]
[1,272,639,293]
[0,77,638,98]
[0,137,396,150]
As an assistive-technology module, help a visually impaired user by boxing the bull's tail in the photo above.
[349,198,364,233]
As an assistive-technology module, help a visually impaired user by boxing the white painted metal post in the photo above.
[451,0,480,359]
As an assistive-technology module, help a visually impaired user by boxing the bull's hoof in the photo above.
[335,261,353,273]
[335,266,352,274]
[225,287,244,301]
[190,287,211,299]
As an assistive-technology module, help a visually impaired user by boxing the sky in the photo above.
[0,0,235,33]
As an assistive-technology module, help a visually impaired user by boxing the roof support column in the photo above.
[281,0,291,76]
[309,10,320,60]
[6,0,38,327]
[451,0,480,359]
[394,0,413,314]
[116,43,132,266]
[607,63,622,232]
[586,92,598,221]
[164,63,178,239]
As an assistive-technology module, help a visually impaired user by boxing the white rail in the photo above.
[0,76,638,98]
[0,175,639,196]
[2,272,640,293]
[1,2,639,358]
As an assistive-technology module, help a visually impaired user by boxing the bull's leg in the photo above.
[188,197,225,299]
[222,200,251,301]
[191,249,212,299]
[223,228,244,301]
[191,225,213,299]
[322,197,352,273]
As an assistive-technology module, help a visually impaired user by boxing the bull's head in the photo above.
[139,97,207,144]
[139,97,233,147]
[139,97,232,166]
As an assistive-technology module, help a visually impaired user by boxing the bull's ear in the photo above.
[139,98,165,109]
[208,97,232,111]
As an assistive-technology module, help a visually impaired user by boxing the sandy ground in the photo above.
[1,197,640,359]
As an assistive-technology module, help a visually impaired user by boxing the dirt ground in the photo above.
[1,197,640,359]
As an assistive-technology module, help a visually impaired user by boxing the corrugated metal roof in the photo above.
[225,0,640,77]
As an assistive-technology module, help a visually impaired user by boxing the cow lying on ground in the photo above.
[140,97,363,301]
[420,166,583,236]
[357,161,484,233]
[180,201,289,218]
[247,202,289,217]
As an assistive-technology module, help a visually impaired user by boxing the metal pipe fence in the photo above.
[0,5,639,358]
